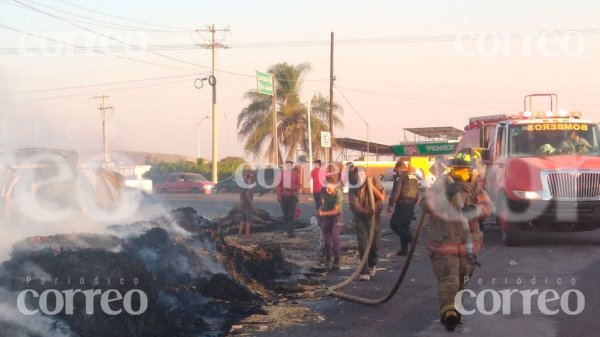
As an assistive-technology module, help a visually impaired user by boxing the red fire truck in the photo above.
[458,94,600,246]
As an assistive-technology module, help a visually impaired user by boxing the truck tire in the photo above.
[497,194,523,246]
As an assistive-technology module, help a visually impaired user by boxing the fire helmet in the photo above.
[449,148,480,182]
[449,148,479,168]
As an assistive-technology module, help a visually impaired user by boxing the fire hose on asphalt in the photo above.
[327,177,479,305]
[327,178,428,305]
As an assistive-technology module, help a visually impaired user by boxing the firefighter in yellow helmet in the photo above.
[420,148,492,331]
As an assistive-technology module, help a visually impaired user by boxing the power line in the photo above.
[334,87,367,125]
[4,72,201,95]
[11,0,210,70]
[3,25,599,55]
[52,0,193,31]
[229,28,600,48]
[335,86,511,110]
[336,79,600,96]
[3,0,189,32]
[8,0,190,33]
[0,23,197,72]
[334,87,372,160]
[8,77,193,103]
[42,96,243,123]
[0,23,324,84]
[0,45,200,54]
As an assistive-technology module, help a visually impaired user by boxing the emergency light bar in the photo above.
[522,111,582,119]
[468,114,510,124]
[467,114,518,129]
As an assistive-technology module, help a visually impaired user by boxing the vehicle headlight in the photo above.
[513,190,542,200]
[203,185,213,190]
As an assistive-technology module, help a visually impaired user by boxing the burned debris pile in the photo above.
[0,207,306,337]
[218,207,308,235]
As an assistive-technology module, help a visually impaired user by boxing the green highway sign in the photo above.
[390,142,456,156]
[256,71,274,96]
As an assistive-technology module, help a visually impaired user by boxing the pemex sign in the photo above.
[390,142,456,156]
[256,71,274,96]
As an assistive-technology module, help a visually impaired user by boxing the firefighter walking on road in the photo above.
[420,148,492,331]
[387,160,419,256]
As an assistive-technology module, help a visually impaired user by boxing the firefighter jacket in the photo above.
[420,174,492,256]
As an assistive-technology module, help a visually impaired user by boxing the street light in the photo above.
[196,115,210,159]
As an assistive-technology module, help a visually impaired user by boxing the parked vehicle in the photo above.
[213,167,279,194]
[154,173,215,194]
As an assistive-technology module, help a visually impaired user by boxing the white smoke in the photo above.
[0,289,76,337]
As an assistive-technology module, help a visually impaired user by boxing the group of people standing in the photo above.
[307,159,418,280]
[308,150,490,331]
[246,150,489,332]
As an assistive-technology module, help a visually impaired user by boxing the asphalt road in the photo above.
[153,192,600,337]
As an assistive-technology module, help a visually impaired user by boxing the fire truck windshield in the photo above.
[508,123,600,157]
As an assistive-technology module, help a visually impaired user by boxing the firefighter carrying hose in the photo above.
[420,148,492,331]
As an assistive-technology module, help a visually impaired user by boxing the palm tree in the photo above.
[237,62,343,162]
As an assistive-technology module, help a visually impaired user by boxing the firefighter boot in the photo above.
[441,309,460,332]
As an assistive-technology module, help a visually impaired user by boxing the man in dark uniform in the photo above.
[387,160,419,256]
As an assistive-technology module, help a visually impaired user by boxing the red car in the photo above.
[154,173,215,194]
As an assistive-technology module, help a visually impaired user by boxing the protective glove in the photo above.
[467,253,480,266]
[467,252,481,267]
[447,182,463,199]
[462,204,478,220]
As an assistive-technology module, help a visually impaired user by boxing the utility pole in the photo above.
[93,95,114,171]
[329,31,335,163]
[197,24,229,183]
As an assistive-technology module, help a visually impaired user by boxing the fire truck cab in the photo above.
[458,94,600,246]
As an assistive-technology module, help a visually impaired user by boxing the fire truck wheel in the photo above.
[497,195,523,246]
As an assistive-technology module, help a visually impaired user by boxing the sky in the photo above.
[1,0,600,163]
